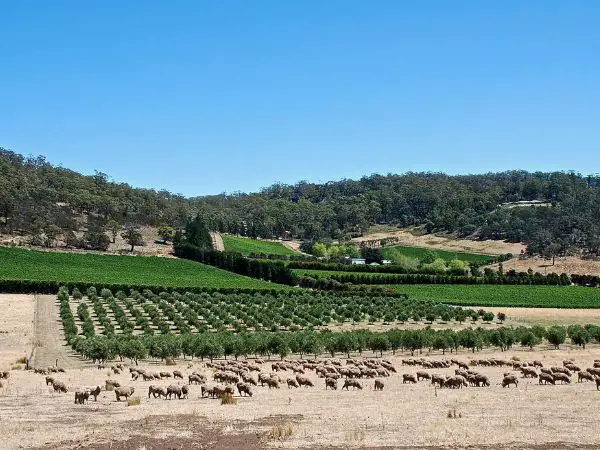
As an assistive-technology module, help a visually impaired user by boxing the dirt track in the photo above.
[32,295,87,370]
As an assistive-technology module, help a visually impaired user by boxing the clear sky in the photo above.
[1,1,599,196]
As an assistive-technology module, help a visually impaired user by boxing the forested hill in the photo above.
[2,148,600,256]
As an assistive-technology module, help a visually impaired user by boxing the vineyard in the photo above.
[221,234,296,256]
[63,287,483,339]
[381,245,494,264]
[0,246,279,290]
[386,284,600,308]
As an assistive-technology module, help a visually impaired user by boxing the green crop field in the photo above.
[221,234,296,256]
[381,245,494,263]
[385,284,600,308]
[0,246,282,290]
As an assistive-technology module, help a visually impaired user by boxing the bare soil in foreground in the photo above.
[3,294,600,449]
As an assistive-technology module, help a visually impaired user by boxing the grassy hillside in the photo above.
[222,234,296,256]
[0,246,282,290]
[381,245,494,264]
[386,284,600,308]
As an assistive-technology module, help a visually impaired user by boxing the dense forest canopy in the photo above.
[2,148,600,257]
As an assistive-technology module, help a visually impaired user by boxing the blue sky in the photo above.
[1,1,599,196]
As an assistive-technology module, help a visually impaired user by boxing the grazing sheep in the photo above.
[325,377,338,390]
[74,390,90,404]
[539,372,555,385]
[296,375,314,388]
[540,368,553,375]
[189,374,205,385]
[431,374,445,388]
[173,370,184,379]
[473,374,490,387]
[166,385,182,399]
[241,373,257,386]
[201,384,213,398]
[148,385,167,399]
[286,378,299,389]
[180,385,189,399]
[402,374,417,384]
[342,379,362,390]
[501,375,518,388]
[52,381,67,393]
[443,376,467,389]
[374,379,384,390]
[416,371,431,382]
[553,373,571,384]
[578,371,594,383]
[106,380,121,389]
[521,367,538,378]
[265,378,280,389]
[114,386,135,401]
[159,371,172,379]
[237,382,253,397]
[88,386,101,401]
[533,360,543,368]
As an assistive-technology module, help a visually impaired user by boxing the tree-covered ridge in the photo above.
[3,148,600,257]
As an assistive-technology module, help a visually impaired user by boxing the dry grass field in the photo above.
[2,295,600,449]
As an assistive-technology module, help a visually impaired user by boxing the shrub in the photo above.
[220,394,237,405]
[127,396,141,406]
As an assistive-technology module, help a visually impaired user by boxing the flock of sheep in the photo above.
[24,354,600,407]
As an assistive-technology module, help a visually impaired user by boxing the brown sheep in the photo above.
[374,379,384,390]
[443,376,467,389]
[501,375,518,388]
[416,371,431,382]
[159,371,172,379]
[52,381,67,393]
[180,385,189,399]
[521,367,538,378]
[265,378,280,389]
[241,373,257,386]
[74,390,90,404]
[173,370,184,379]
[342,379,362,390]
[114,386,135,401]
[553,373,571,384]
[88,386,101,401]
[189,374,205,385]
[587,367,600,377]
[578,371,594,383]
[539,372,555,385]
[431,374,445,388]
[237,382,253,397]
[106,380,121,389]
[286,378,299,388]
[200,384,213,398]
[533,360,543,368]
[148,385,167,399]
[402,374,417,384]
[474,374,490,387]
[296,375,314,388]
[325,377,338,390]
[166,385,182,399]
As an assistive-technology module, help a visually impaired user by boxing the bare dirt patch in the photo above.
[489,255,600,277]
[0,294,34,369]
[352,230,525,256]
[479,306,600,327]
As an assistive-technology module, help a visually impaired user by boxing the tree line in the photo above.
[4,148,600,259]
